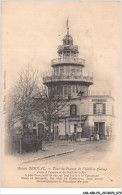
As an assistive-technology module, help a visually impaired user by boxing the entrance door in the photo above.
[99,122,105,139]
[94,122,105,139]
[38,123,44,139]
[74,124,77,133]
[94,122,99,134]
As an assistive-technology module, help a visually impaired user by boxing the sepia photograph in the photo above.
[1,1,120,188]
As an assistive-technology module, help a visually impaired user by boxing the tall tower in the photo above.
[40,21,114,140]
[43,20,93,99]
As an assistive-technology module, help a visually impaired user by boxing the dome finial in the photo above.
[66,18,69,35]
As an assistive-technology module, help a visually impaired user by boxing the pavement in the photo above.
[6,139,113,165]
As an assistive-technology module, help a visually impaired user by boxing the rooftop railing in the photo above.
[51,58,85,67]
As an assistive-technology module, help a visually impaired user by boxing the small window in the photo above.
[70,105,77,116]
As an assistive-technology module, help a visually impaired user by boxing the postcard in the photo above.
[1,1,120,188]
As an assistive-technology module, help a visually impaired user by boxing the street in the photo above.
[26,139,114,166]
[4,138,120,188]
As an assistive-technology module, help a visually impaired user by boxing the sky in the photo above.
[1,1,120,98]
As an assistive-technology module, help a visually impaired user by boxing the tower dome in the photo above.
[63,34,73,45]
[57,20,79,58]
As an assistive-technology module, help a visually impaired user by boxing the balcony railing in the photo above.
[51,58,85,67]
[43,74,93,84]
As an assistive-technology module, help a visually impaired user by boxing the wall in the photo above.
[80,99,88,115]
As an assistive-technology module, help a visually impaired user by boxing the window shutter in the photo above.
[75,105,77,115]
[93,104,96,114]
[70,105,72,115]
[103,103,106,114]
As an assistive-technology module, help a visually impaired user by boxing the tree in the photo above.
[35,86,69,135]
[8,66,41,134]
[7,66,69,144]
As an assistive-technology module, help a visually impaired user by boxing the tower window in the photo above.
[64,86,67,96]
[71,68,75,74]
[77,67,80,73]
[70,105,77,116]
[55,67,59,75]
[60,66,64,75]
[68,85,71,95]
[65,51,70,56]
[57,87,63,96]
[67,40,70,44]
[72,85,75,93]
[66,66,70,74]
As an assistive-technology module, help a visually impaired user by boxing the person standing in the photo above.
[96,131,100,141]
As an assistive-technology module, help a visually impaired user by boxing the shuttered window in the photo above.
[93,103,106,114]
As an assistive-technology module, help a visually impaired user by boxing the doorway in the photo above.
[94,122,105,139]
[74,124,78,133]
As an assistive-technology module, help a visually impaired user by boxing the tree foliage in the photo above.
[8,66,68,135]
[35,86,68,132]
[7,66,40,132]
